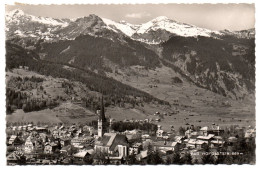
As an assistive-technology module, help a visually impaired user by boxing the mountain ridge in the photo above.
[6,9,255,45]
[5,9,255,101]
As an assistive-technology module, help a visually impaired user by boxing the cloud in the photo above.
[125,12,151,18]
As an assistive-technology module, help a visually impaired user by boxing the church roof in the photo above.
[97,133,128,151]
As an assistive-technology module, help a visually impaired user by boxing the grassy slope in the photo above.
[106,64,255,131]
[6,67,255,131]
[6,69,171,127]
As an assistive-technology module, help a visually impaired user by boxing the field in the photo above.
[106,65,255,131]
[6,67,255,132]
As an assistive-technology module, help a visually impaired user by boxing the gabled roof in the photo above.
[10,135,17,140]
[196,140,207,145]
[211,140,225,144]
[96,133,128,151]
[188,139,197,145]
[200,126,223,131]
[136,150,148,159]
[73,149,94,158]
[110,134,128,150]
[197,134,215,140]
[171,142,178,147]
[7,151,24,161]
[153,141,173,147]
[185,129,193,134]
[7,152,19,161]
[99,135,111,146]
[61,145,72,152]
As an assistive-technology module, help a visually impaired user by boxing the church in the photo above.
[94,96,129,160]
[97,95,108,137]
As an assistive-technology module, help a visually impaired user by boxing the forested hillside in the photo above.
[6,41,170,114]
[37,34,161,70]
[161,35,255,99]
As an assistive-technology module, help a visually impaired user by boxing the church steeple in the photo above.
[99,95,106,121]
[98,95,107,137]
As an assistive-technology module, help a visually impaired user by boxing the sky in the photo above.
[5,3,255,31]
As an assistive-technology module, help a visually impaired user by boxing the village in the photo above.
[6,97,256,165]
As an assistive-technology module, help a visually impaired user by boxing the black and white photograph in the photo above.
[3,1,257,166]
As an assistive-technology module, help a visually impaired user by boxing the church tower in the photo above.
[98,96,107,137]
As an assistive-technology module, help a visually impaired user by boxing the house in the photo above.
[185,129,193,138]
[73,149,94,164]
[8,135,22,146]
[245,128,256,138]
[12,126,17,131]
[60,145,72,155]
[156,125,167,138]
[71,136,93,148]
[129,143,142,155]
[76,129,83,137]
[17,126,22,131]
[197,134,215,143]
[228,137,238,144]
[83,125,95,135]
[24,136,35,154]
[141,134,151,141]
[59,125,65,130]
[153,141,176,154]
[155,118,161,122]
[234,126,245,136]
[187,139,196,149]
[60,138,71,147]
[210,136,225,148]
[44,142,53,154]
[174,136,185,144]
[94,133,129,158]
[200,126,224,136]
[124,129,140,135]
[195,140,207,149]
[35,127,48,133]
[7,151,25,165]
[39,133,48,143]
[136,150,148,162]
[22,125,28,131]
[190,131,199,139]
[187,139,207,149]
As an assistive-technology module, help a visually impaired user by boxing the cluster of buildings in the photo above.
[6,97,256,165]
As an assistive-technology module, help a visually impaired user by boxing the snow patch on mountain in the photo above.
[137,16,221,37]
[102,16,223,42]
[6,9,68,27]
[14,30,25,37]
[30,16,68,27]
[102,18,138,37]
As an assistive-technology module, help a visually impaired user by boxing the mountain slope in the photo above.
[5,9,255,101]
[160,35,255,99]
[6,41,169,107]
[36,34,161,71]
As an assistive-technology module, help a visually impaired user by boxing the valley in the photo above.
[5,9,255,132]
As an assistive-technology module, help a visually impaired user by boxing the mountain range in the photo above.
[5,9,255,104]
[6,9,255,44]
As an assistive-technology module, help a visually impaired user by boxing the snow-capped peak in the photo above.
[136,16,221,37]
[6,9,25,17]
[102,18,138,37]
[6,11,225,45]
[6,9,68,27]
[152,16,170,22]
